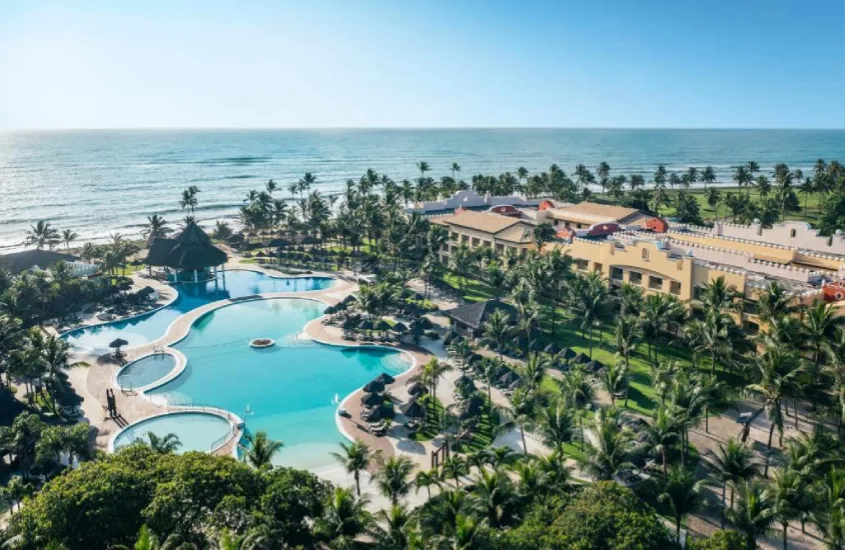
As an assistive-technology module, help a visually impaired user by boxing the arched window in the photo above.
[790,228,797,238]
[641,248,649,261]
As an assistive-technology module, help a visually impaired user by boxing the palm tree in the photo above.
[538,399,576,457]
[313,487,373,549]
[142,215,171,246]
[471,467,517,529]
[600,360,628,407]
[645,405,680,478]
[145,432,181,454]
[571,272,609,358]
[712,438,761,525]
[726,481,776,550]
[373,455,415,505]
[658,465,709,542]
[812,468,845,550]
[239,430,283,470]
[25,220,60,250]
[450,162,461,180]
[705,187,721,217]
[745,344,804,476]
[179,187,199,215]
[414,468,441,499]
[558,367,594,449]
[701,165,717,188]
[756,282,794,325]
[580,407,634,480]
[770,468,801,550]
[440,455,468,488]
[373,504,414,550]
[480,309,513,361]
[330,439,377,496]
[804,300,837,367]
[685,312,731,376]
[60,229,78,253]
[532,222,556,250]
[614,315,641,405]
[504,388,536,454]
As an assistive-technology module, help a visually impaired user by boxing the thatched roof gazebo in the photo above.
[145,222,228,283]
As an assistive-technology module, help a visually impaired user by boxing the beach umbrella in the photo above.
[323,305,336,315]
[341,317,360,330]
[391,321,408,334]
[573,352,590,364]
[375,373,396,385]
[400,399,425,418]
[109,338,129,357]
[268,238,291,248]
[407,381,427,396]
[559,348,577,361]
[585,360,605,373]
[360,392,383,407]
[342,295,356,305]
[363,380,385,393]
[359,319,374,331]
[498,371,520,386]
[375,320,392,332]
[544,343,561,354]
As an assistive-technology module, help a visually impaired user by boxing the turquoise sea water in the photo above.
[64,270,334,353]
[1,129,843,249]
[112,412,232,453]
[148,298,411,469]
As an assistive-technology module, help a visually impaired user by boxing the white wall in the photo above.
[406,190,544,214]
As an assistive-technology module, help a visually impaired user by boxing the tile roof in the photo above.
[444,299,518,331]
[438,210,525,234]
[549,202,645,224]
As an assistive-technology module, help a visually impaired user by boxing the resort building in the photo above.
[433,210,537,261]
[526,200,652,232]
[404,189,545,216]
[444,299,519,337]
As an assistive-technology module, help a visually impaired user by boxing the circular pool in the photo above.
[111,412,233,453]
[116,353,177,390]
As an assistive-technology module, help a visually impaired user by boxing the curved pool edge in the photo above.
[107,407,244,455]
[113,349,188,394]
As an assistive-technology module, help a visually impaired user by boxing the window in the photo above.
[575,259,589,271]
[649,275,663,291]
[611,267,624,281]
[441,244,450,252]
[670,281,681,295]
[629,271,643,286]
[495,243,504,253]
[450,231,458,242]
[641,248,649,261]
[471,237,480,247]
[593,262,603,273]
[790,228,797,238]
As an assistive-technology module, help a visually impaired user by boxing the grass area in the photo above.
[654,186,825,224]
[453,413,496,453]
[408,400,446,442]
[441,272,497,303]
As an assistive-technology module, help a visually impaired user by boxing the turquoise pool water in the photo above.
[117,353,177,390]
[149,298,412,469]
[112,412,232,453]
[64,270,334,353]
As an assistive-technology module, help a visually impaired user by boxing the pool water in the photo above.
[64,271,334,353]
[117,353,177,390]
[149,298,412,469]
[112,412,232,453]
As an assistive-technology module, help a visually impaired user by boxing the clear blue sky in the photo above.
[1,0,843,129]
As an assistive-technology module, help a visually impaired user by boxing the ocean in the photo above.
[0,128,843,250]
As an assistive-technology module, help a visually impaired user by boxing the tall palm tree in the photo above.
[179,187,199,215]
[756,282,794,325]
[770,468,801,550]
[471,467,517,529]
[313,487,373,549]
[25,220,60,250]
[712,438,760,525]
[373,504,414,550]
[239,430,283,470]
[685,311,731,376]
[142,215,171,246]
[580,407,634,480]
[600,360,628,407]
[804,300,837,367]
[60,229,78,253]
[504,388,536,454]
[812,468,845,550]
[373,456,415,505]
[480,309,513,361]
[614,315,641,405]
[538,399,576,457]
[701,165,717,188]
[658,465,709,542]
[645,405,680,478]
[745,343,804,476]
[705,187,721,217]
[440,455,468,488]
[726,481,776,550]
[414,468,441,499]
[571,272,609,358]
[330,439,377,496]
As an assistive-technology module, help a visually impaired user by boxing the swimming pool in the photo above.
[112,411,233,453]
[148,298,412,469]
[117,353,178,390]
[64,270,334,353]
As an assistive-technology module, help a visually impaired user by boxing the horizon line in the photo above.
[2,126,845,132]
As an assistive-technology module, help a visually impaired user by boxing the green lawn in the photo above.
[653,186,824,224]
[441,272,497,303]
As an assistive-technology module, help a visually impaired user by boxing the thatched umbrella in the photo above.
[573,352,590,364]
[109,338,129,358]
[407,381,428,396]
[342,295,356,305]
[360,392,383,407]
[342,317,360,330]
[375,320,392,333]
[391,321,408,334]
[585,360,604,373]
[559,348,577,361]
[375,373,396,385]
[498,371,520,386]
[359,319,374,331]
[323,305,336,315]
[268,238,292,248]
[363,379,385,393]
[400,399,425,418]
[544,343,561,354]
